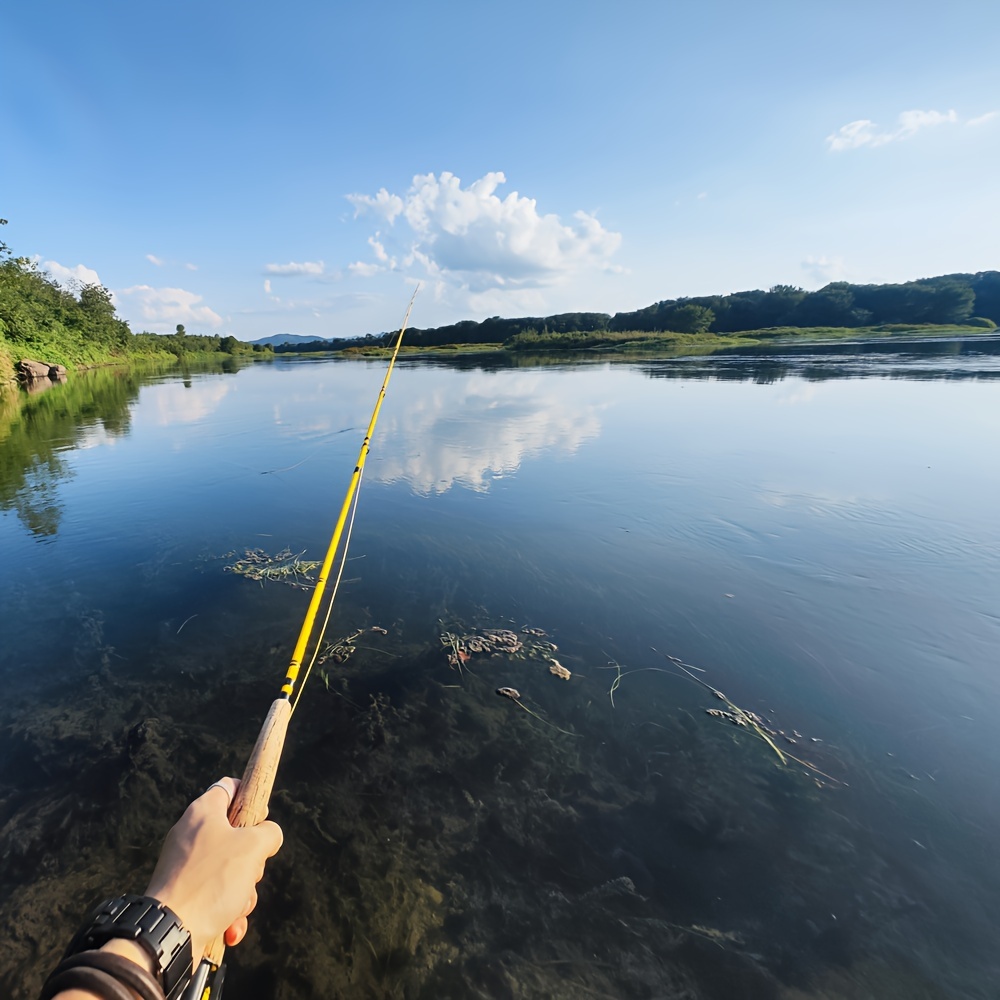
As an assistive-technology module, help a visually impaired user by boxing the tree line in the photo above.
[328,271,999,351]
[0,222,266,373]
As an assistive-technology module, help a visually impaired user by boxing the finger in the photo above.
[253,819,284,858]
[202,776,240,811]
[224,916,249,948]
[243,889,258,917]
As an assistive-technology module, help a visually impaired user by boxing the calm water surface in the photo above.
[1,340,999,999]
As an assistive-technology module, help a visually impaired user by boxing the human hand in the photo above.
[144,776,283,966]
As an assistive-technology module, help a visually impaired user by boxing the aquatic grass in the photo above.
[605,651,846,786]
[496,686,580,738]
[223,547,322,588]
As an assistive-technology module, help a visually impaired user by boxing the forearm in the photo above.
[49,939,163,1000]
[41,778,280,1000]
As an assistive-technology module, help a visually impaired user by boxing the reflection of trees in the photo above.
[638,336,1000,384]
[0,358,254,538]
[398,335,1000,383]
[0,369,143,538]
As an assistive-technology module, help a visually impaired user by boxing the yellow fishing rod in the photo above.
[183,289,417,1000]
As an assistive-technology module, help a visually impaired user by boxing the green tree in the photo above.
[795,283,858,326]
[666,303,715,333]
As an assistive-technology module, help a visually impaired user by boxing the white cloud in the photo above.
[264,260,325,276]
[42,259,102,288]
[368,234,394,265]
[116,285,223,331]
[801,255,847,285]
[967,111,998,127]
[346,187,404,223]
[345,171,622,294]
[147,253,198,271]
[826,108,958,151]
[348,261,381,277]
[263,279,272,294]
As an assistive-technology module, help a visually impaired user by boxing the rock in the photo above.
[17,359,52,379]
[17,359,67,380]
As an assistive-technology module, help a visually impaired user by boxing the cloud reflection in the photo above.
[373,374,603,493]
[145,382,231,427]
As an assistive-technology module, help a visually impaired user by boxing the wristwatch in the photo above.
[64,894,193,1000]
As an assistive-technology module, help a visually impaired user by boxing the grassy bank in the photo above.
[329,323,997,362]
[0,334,269,386]
[504,322,996,354]
[339,342,506,358]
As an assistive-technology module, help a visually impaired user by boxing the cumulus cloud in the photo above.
[264,260,325,276]
[42,259,102,288]
[116,285,223,331]
[826,108,958,151]
[345,171,622,293]
[348,261,381,277]
[146,253,165,266]
[346,188,404,223]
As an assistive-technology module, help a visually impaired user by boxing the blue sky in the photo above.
[2,1,998,339]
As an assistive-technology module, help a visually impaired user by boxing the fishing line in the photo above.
[290,460,365,716]
[279,286,417,703]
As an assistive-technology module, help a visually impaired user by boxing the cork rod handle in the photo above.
[203,697,291,966]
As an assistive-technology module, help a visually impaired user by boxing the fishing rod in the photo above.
[184,289,418,1000]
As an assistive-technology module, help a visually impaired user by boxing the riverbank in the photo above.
[0,241,270,384]
[329,322,997,361]
[0,341,271,388]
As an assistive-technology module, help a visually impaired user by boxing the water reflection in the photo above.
[374,372,604,493]
[24,374,68,395]
[146,381,232,427]
[639,333,1000,383]
[0,360,252,539]
[396,334,1000,383]
[0,369,141,538]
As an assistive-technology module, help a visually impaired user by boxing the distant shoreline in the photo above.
[321,323,999,362]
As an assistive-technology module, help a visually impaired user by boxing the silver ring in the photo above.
[206,780,233,805]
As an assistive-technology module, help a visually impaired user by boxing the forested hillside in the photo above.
[0,222,265,380]
[327,272,999,351]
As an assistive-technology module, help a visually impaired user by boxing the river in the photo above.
[1,338,999,999]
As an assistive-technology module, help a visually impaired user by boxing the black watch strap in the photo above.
[64,894,193,1000]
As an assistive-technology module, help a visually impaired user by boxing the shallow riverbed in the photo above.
[2,338,999,999]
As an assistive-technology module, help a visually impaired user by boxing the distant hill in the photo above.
[248,333,337,347]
